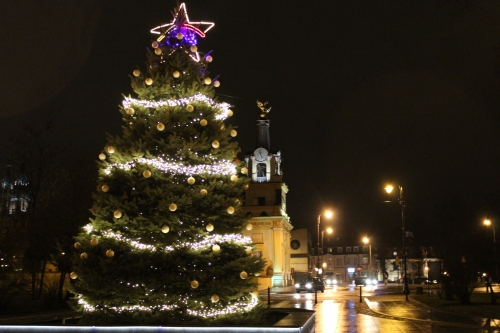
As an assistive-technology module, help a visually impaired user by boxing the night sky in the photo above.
[1,1,500,265]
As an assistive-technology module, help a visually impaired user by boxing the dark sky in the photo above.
[1,1,500,261]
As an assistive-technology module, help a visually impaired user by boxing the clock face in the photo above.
[254,148,268,162]
[291,240,300,250]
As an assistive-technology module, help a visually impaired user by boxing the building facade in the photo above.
[241,102,293,290]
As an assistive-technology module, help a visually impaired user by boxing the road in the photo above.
[262,284,500,332]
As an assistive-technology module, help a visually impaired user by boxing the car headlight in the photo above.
[326,279,331,285]
[306,283,312,289]
[366,279,372,285]
[332,279,338,284]
[295,283,300,288]
[372,279,377,285]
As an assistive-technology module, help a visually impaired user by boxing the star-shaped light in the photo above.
[150,3,214,61]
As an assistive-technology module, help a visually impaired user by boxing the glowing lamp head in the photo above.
[484,219,492,226]
[324,211,333,219]
[385,185,394,194]
[363,237,369,244]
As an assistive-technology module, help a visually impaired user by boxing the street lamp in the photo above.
[317,210,333,274]
[363,237,372,279]
[385,184,409,301]
[483,219,498,280]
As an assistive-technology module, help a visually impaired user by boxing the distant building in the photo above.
[0,160,31,270]
[316,241,379,284]
[241,102,293,290]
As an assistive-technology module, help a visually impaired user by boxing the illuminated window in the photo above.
[257,163,266,181]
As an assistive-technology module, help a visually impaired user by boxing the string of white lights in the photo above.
[83,224,252,252]
[122,92,231,120]
[103,157,237,177]
[78,296,258,317]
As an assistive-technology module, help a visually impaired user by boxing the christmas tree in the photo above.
[70,3,265,325]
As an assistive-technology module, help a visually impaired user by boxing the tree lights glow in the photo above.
[82,224,253,253]
[103,157,237,177]
[122,93,231,121]
[70,2,263,325]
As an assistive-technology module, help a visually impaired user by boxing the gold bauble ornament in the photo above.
[212,244,220,252]
[169,203,177,211]
[145,78,153,85]
[101,185,109,192]
[176,32,184,40]
[90,238,98,246]
[187,177,195,185]
[107,146,115,154]
[245,247,253,256]
[244,184,249,190]
[213,80,220,87]
[227,110,233,117]
[173,71,180,78]
[133,69,141,77]
[200,189,208,196]
[114,210,122,219]
[246,223,253,231]
[143,170,152,178]
[126,107,135,115]
[230,175,238,182]
[70,271,78,280]
[191,280,199,288]
[98,153,106,160]
[80,252,88,259]
[186,104,194,112]
[230,130,237,137]
[206,55,213,62]
[211,294,219,303]
[240,271,248,279]
[74,242,81,249]
[190,45,198,52]
[157,123,165,131]
[241,167,248,175]
[151,41,159,48]
[212,140,220,148]
[204,77,212,85]
[227,206,235,214]
[106,249,115,257]
[200,119,208,126]
[154,48,162,55]
[161,225,170,233]
[206,223,214,232]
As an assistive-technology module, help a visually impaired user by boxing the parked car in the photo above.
[295,277,325,293]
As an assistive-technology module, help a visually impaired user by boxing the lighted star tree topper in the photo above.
[69,3,265,325]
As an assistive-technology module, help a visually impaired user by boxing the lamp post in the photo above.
[385,184,409,301]
[363,237,372,279]
[483,219,498,280]
[317,211,333,275]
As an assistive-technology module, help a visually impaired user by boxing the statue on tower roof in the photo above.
[256,100,271,118]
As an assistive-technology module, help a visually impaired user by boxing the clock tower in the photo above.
[241,101,293,289]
